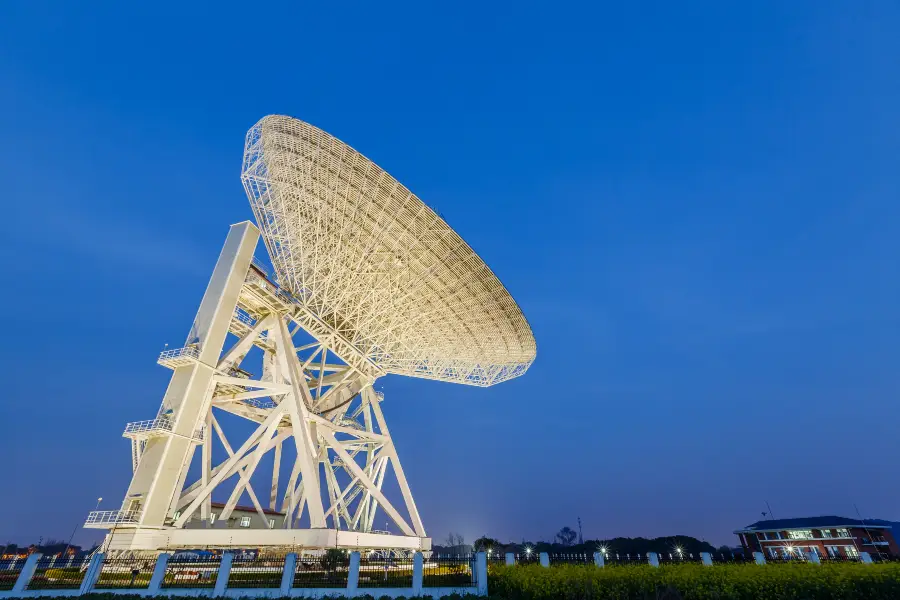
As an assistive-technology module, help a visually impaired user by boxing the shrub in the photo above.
[488,562,900,600]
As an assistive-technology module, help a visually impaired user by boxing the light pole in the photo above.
[64,497,101,559]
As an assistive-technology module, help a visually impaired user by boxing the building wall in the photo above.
[851,527,900,556]
[737,526,899,558]
[180,506,285,530]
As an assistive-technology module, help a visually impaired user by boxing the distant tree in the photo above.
[320,549,346,572]
[473,537,502,552]
[556,527,577,546]
[444,532,465,547]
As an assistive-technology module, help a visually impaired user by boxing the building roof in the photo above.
[735,516,891,533]
[210,502,284,517]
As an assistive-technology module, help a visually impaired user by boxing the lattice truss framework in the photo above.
[105,224,426,542]
[166,269,424,537]
[241,116,536,387]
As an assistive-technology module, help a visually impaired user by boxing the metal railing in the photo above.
[658,552,703,564]
[293,552,349,588]
[233,307,270,342]
[157,346,200,366]
[711,552,751,563]
[765,554,809,564]
[250,257,270,278]
[95,555,157,589]
[0,559,22,591]
[423,555,475,587]
[228,554,285,589]
[85,510,141,525]
[27,556,91,590]
[819,554,862,563]
[124,418,173,435]
[549,553,593,566]
[162,555,221,589]
[357,555,414,588]
[123,418,204,441]
[605,554,648,566]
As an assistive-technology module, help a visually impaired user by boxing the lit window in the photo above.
[836,529,850,538]
[240,517,251,528]
[173,511,181,520]
[846,546,859,557]
[820,530,833,538]
[787,530,813,540]
[210,513,217,524]
[269,519,275,529]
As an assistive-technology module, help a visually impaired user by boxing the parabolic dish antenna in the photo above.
[86,115,535,553]
[241,115,536,386]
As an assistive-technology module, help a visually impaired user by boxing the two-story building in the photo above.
[734,516,899,559]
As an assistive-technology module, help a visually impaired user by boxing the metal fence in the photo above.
[357,555,414,588]
[870,553,900,563]
[712,553,751,564]
[161,555,221,589]
[95,555,157,589]
[764,555,808,564]
[605,554,648,566]
[27,556,91,590]
[292,553,349,588]
[227,554,286,589]
[0,559,23,591]
[819,554,861,563]
[549,553,594,566]
[423,555,475,587]
[515,553,540,565]
[658,553,703,564]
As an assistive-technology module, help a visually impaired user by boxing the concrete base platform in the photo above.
[100,527,431,551]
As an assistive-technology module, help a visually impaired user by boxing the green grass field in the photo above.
[488,562,900,600]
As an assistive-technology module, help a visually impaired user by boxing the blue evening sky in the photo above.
[1,1,898,548]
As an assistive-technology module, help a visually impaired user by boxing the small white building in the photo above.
[176,502,286,530]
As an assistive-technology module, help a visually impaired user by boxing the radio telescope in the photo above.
[86,115,536,552]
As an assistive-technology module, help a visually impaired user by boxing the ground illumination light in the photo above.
[675,546,683,555]
[525,547,532,555]
[598,545,608,555]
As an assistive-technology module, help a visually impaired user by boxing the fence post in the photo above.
[539,552,549,567]
[346,551,360,593]
[805,551,820,564]
[753,552,766,565]
[214,552,233,596]
[505,552,515,566]
[647,552,659,567]
[475,552,488,596]
[860,552,873,564]
[412,552,424,594]
[78,552,105,595]
[147,553,170,594]
[700,552,712,566]
[281,553,297,596]
[11,553,42,593]
[593,552,604,567]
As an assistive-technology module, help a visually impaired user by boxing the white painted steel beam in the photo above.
[119,221,259,528]
[98,223,432,551]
